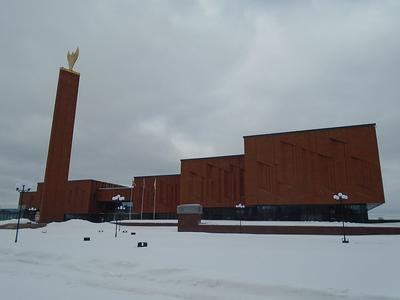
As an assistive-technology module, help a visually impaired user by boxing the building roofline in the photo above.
[181,154,244,162]
[68,179,96,183]
[243,123,376,139]
[97,186,132,190]
[133,174,180,179]
[68,178,125,185]
[35,179,127,185]
[62,178,129,188]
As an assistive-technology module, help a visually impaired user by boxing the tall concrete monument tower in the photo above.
[40,48,80,222]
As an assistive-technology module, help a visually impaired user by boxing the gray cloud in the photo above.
[1,1,399,217]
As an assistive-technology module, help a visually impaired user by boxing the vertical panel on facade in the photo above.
[244,124,384,207]
[132,175,180,214]
[180,155,245,208]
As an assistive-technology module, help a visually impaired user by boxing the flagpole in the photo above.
[129,181,134,220]
[140,178,145,220]
[153,178,157,220]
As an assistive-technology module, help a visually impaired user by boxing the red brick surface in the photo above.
[180,155,244,207]
[95,187,133,203]
[40,69,80,222]
[133,175,180,214]
[244,124,384,206]
[178,214,201,232]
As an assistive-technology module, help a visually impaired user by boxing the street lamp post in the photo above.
[27,207,37,222]
[117,204,125,232]
[333,192,349,243]
[112,195,125,237]
[235,203,245,234]
[15,184,31,243]
[129,183,135,220]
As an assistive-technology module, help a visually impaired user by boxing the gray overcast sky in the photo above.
[1,1,399,217]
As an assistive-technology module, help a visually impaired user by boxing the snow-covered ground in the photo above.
[0,218,32,225]
[0,220,399,300]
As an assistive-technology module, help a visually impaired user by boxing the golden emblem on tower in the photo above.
[67,47,79,71]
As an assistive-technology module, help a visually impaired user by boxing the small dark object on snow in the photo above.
[122,230,127,233]
[83,237,91,241]
[98,229,103,233]
[131,232,136,235]
[137,242,147,247]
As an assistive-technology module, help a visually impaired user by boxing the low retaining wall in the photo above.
[117,222,177,227]
[178,214,201,232]
[176,213,400,235]
[0,223,46,230]
[195,224,400,235]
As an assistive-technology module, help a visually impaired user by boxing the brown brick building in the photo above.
[21,64,385,222]
[241,124,384,221]
[173,124,384,222]
[244,125,384,207]
[132,175,180,219]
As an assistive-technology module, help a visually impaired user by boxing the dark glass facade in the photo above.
[202,204,368,222]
